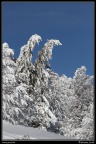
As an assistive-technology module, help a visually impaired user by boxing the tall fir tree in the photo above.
[16,34,42,86]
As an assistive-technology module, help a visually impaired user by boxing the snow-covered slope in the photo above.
[2,120,73,140]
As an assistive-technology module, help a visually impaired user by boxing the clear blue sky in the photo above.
[2,2,94,77]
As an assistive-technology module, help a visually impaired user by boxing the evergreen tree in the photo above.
[16,34,42,86]
[2,43,17,123]
[2,42,16,95]
[33,39,62,91]
[73,66,93,120]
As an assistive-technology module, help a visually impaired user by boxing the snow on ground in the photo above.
[2,120,73,140]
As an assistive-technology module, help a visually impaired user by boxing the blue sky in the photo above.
[2,2,94,77]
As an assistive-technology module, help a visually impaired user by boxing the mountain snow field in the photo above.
[2,120,73,140]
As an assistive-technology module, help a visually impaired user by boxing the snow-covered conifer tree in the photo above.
[2,42,16,95]
[16,34,42,86]
[33,39,62,91]
[2,43,17,123]
[73,66,93,115]
[67,66,94,139]
[28,39,62,130]
[2,42,35,125]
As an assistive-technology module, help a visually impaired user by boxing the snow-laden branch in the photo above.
[3,43,9,48]
[42,39,62,60]
[35,39,62,68]
[17,34,42,65]
[27,34,42,51]
[32,39,62,89]
[2,42,14,58]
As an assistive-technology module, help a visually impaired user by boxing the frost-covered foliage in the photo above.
[48,71,74,121]
[2,43,17,123]
[2,43,16,93]
[57,66,94,140]
[33,39,62,91]
[2,43,16,105]
[16,34,42,85]
[69,66,94,140]
[2,34,94,140]
[72,66,93,124]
